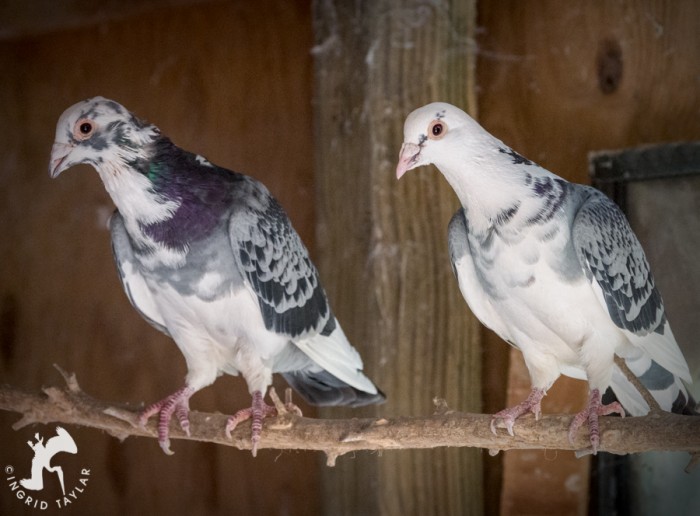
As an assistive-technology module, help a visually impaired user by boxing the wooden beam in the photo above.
[312,1,480,514]
[0,0,219,40]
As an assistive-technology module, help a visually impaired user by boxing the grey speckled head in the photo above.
[49,96,159,178]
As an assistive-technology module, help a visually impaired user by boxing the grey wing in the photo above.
[447,208,514,345]
[110,212,170,335]
[229,192,331,339]
[448,209,470,279]
[571,189,665,335]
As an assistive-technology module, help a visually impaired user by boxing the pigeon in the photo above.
[49,97,384,455]
[396,102,694,454]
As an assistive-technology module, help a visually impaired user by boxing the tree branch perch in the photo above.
[1,366,699,467]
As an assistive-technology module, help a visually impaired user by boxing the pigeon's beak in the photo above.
[49,142,74,178]
[396,142,422,179]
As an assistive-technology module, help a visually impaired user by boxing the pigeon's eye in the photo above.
[428,120,447,140]
[74,119,95,140]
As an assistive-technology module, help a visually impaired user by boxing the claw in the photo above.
[139,385,195,454]
[568,388,624,454]
[490,387,546,436]
[225,389,301,457]
[159,438,174,456]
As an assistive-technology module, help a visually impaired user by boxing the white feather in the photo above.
[148,282,290,393]
[293,323,378,394]
[119,259,168,330]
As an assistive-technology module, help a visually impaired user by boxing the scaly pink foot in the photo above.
[490,387,546,436]
[225,390,302,457]
[568,388,625,454]
[139,385,194,455]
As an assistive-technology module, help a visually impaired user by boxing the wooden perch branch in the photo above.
[1,366,699,467]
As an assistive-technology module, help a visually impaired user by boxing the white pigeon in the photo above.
[49,97,384,455]
[396,102,694,453]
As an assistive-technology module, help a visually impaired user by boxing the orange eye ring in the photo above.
[73,118,95,140]
[428,120,447,140]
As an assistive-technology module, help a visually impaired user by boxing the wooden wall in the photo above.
[0,1,318,514]
[313,2,482,515]
[3,1,698,515]
[477,1,700,514]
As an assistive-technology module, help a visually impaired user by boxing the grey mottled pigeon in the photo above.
[49,97,384,455]
[397,102,694,454]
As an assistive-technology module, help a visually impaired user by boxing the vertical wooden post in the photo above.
[312,1,482,514]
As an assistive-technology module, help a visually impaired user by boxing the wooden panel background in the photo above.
[313,1,482,515]
[477,1,700,514]
[4,1,697,515]
[0,1,319,515]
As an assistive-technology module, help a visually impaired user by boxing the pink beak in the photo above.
[395,142,422,179]
[49,142,73,178]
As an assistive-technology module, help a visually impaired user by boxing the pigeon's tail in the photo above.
[282,370,386,407]
[289,319,385,407]
[608,352,697,416]
[681,391,699,415]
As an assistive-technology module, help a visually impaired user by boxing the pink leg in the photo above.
[225,390,278,457]
[139,385,195,455]
[568,388,625,454]
[490,387,546,436]
[225,391,277,457]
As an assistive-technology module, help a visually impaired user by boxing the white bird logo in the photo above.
[20,427,78,495]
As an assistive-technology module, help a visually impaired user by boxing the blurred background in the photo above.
[1,1,699,514]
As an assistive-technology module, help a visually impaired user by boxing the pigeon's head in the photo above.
[396,102,481,179]
[49,97,158,178]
